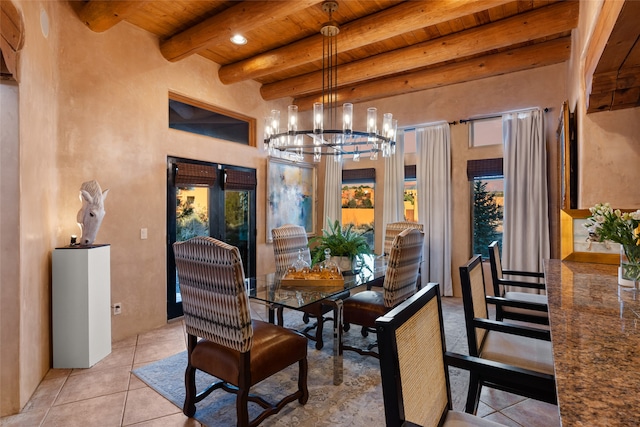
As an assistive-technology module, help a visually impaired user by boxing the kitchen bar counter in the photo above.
[544,259,640,426]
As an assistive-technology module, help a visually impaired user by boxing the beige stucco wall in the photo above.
[579,108,640,208]
[3,0,60,414]
[568,0,640,208]
[1,81,21,414]
[4,0,639,417]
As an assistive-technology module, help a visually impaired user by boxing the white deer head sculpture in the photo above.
[76,180,109,245]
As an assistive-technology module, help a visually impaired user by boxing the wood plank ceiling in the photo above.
[70,0,579,110]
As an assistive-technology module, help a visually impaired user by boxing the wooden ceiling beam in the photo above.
[218,0,513,85]
[588,65,640,113]
[1,0,24,79]
[293,37,572,111]
[160,0,322,62]
[611,87,640,110]
[76,0,148,33]
[587,0,640,113]
[260,1,578,101]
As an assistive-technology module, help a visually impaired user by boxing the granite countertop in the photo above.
[544,259,640,426]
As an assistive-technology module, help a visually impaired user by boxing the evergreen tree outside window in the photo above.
[468,117,503,259]
[472,178,503,258]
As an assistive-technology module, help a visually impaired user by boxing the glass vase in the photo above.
[619,244,640,289]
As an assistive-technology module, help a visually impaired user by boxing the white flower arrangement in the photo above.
[584,203,640,281]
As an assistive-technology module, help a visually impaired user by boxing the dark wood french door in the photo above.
[166,157,256,319]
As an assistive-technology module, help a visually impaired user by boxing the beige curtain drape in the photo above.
[416,122,452,296]
[382,131,406,254]
[323,156,343,230]
[502,108,550,290]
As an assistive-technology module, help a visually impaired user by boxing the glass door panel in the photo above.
[225,190,250,277]
[174,186,210,303]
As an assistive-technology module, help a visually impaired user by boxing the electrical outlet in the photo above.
[113,303,122,315]
[140,228,148,240]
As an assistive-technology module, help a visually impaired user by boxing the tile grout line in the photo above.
[39,369,72,426]
[120,333,142,426]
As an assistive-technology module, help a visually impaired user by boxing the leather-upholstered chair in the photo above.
[272,224,349,350]
[488,241,548,325]
[173,236,309,426]
[376,284,508,427]
[458,254,556,414]
[342,227,424,358]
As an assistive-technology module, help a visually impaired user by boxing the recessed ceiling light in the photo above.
[230,34,247,45]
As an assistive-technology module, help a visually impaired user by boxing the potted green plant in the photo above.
[309,218,372,274]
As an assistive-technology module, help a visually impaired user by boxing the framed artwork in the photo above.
[557,101,578,210]
[266,158,317,242]
[560,209,621,264]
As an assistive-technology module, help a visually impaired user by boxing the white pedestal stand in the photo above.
[52,244,111,368]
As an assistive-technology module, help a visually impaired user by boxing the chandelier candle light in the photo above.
[264,1,397,163]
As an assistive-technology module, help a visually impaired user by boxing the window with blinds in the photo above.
[174,162,217,187]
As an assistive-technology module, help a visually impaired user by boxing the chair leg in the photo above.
[238,353,251,427]
[466,372,482,414]
[237,387,250,427]
[183,362,197,417]
[183,335,197,417]
[277,307,284,326]
[314,316,324,350]
[298,358,309,404]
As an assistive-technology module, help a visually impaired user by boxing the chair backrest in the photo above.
[272,224,312,273]
[459,254,489,356]
[383,227,424,308]
[376,284,450,427]
[488,241,504,296]
[173,236,253,353]
[383,221,424,256]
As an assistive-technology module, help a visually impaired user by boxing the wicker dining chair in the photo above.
[458,254,556,414]
[271,224,349,350]
[376,284,508,427]
[488,241,548,325]
[173,236,309,427]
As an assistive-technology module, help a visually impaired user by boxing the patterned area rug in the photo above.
[132,297,469,426]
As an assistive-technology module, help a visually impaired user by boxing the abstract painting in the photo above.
[267,158,316,242]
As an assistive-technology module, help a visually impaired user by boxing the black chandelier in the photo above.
[264,1,397,163]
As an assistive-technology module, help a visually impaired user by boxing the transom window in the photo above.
[168,92,256,146]
[469,117,502,147]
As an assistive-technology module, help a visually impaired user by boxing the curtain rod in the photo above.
[458,107,551,124]
[401,120,454,132]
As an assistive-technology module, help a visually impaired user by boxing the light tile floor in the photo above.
[2,298,560,427]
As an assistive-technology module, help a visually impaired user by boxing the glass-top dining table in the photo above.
[246,255,387,385]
